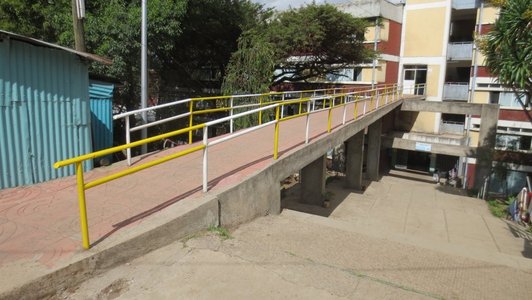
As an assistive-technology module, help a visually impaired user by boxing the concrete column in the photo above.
[345,131,365,190]
[475,104,499,188]
[429,153,437,173]
[366,119,382,181]
[300,155,326,206]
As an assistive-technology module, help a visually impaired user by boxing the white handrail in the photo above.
[117,84,404,165]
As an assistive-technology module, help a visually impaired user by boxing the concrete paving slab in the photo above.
[63,210,532,300]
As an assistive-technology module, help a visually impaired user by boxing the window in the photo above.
[490,91,528,108]
[325,68,362,82]
[489,92,499,104]
[403,65,427,95]
[496,134,532,151]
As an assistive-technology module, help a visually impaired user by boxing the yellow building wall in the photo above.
[426,65,441,98]
[403,7,447,57]
[360,64,386,83]
[469,131,480,147]
[472,91,490,104]
[365,20,390,42]
[377,62,386,82]
[480,6,499,24]
[361,68,373,82]
[380,20,389,42]
[411,112,437,133]
[365,26,376,42]
[475,49,487,66]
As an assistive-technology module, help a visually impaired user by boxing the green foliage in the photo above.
[223,3,373,94]
[487,198,510,218]
[160,0,264,91]
[479,0,532,108]
[208,225,232,240]
[223,33,275,94]
[0,0,71,42]
[86,0,186,108]
[0,0,263,110]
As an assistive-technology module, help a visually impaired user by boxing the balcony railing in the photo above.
[443,83,469,101]
[452,0,481,9]
[447,42,473,61]
[440,121,465,135]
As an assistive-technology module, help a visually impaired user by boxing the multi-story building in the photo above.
[324,0,530,194]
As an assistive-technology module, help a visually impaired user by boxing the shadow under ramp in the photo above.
[281,176,370,218]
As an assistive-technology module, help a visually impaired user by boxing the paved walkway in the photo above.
[63,172,532,299]
[0,98,386,295]
[284,169,532,267]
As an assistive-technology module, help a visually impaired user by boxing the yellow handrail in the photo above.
[54,84,410,250]
[54,124,205,249]
[54,124,206,168]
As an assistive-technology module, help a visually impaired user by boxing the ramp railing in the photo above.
[54,84,423,249]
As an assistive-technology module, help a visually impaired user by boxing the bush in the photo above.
[487,198,510,218]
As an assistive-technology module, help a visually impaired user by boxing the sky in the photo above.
[253,0,348,10]
[253,0,404,10]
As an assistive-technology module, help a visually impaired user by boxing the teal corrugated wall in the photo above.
[0,38,93,189]
[89,81,114,165]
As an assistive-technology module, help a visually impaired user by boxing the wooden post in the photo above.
[71,0,86,52]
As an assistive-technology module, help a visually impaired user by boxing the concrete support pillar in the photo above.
[345,131,365,190]
[475,104,499,188]
[391,149,397,168]
[366,120,382,181]
[429,153,437,173]
[300,155,326,206]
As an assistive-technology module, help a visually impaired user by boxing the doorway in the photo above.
[403,65,427,95]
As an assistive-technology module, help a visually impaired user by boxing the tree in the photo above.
[223,3,373,94]
[0,0,71,42]
[158,0,266,94]
[85,0,186,109]
[0,0,186,110]
[479,0,532,111]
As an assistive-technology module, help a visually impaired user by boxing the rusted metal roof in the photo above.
[0,29,112,65]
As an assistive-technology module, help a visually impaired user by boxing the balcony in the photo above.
[440,121,465,135]
[452,0,481,10]
[443,83,469,101]
[447,42,473,61]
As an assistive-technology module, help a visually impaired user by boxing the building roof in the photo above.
[0,30,112,65]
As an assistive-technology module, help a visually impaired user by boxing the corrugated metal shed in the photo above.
[0,35,94,188]
[89,81,114,165]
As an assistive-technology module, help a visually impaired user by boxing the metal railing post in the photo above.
[342,96,347,125]
[76,162,90,249]
[354,100,358,120]
[273,105,280,160]
[258,97,263,125]
[202,127,209,192]
[371,92,375,111]
[374,90,378,109]
[327,98,333,133]
[305,101,311,144]
[363,94,367,115]
[189,100,194,144]
[125,116,132,166]
[229,97,234,134]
